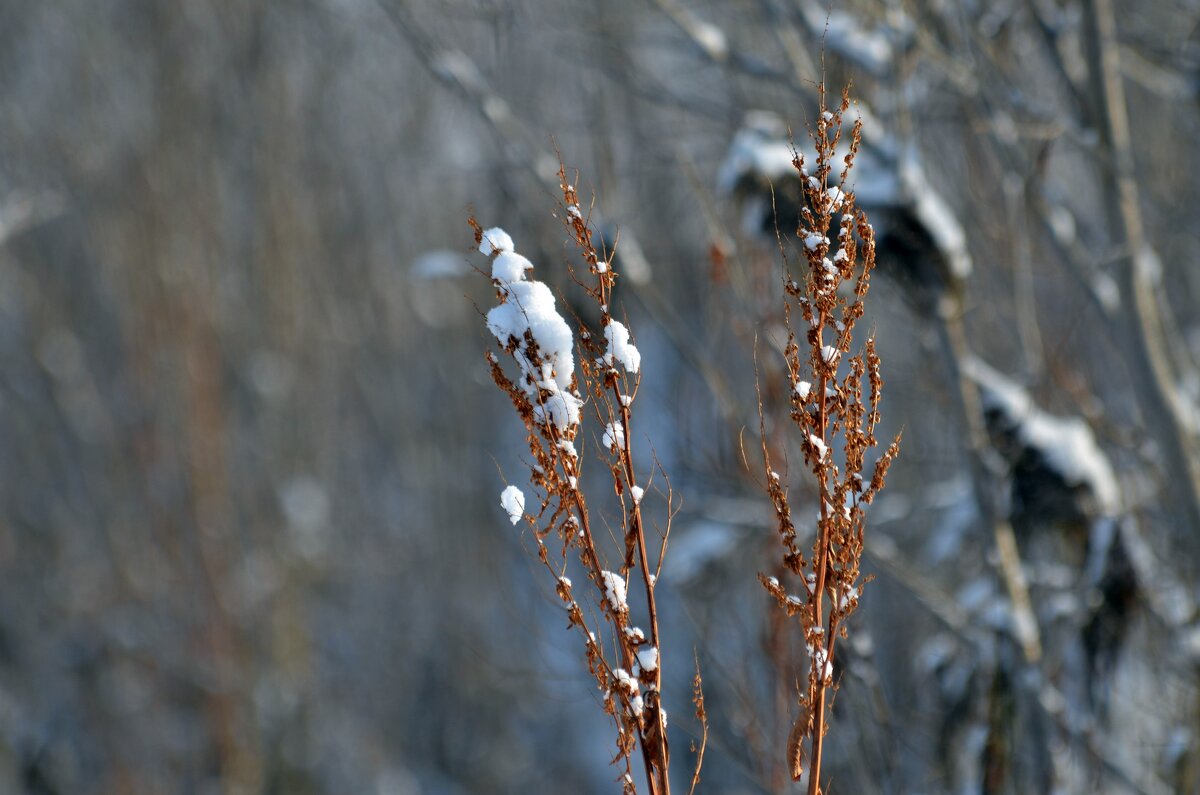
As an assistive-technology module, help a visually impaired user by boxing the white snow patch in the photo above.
[602,421,626,451]
[602,570,628,612]
[900,162,972,279]
[482,229,581,432]
[1094,272,1120,313]
[491,251,533,283]
[604,320,641,373]
[533,390,584,433]
[612,667,638,692]
[478,227,514,255]
[693,21,728,60]
[411,249,470,280]
[827,186,846,211]
[809,643,833,682]
[963,357,1120,516]
[500,485,525,524]
[717,111,796,193]
[1048,205,1076,245]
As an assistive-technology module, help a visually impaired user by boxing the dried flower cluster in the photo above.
[473,166,701,795]
[758,86,900,794]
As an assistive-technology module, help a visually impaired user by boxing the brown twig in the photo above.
[475,160,698,793]
[757,84,899,795]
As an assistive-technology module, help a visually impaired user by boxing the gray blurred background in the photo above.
[1,1,1199,793]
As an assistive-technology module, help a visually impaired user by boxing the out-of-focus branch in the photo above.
[934,311,1043,664]
[377,2,559,195]
[1082,0,1200,548]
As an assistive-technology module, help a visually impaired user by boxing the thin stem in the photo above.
[809,304,832,795]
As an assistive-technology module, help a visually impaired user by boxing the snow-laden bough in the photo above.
[481,227,583,432]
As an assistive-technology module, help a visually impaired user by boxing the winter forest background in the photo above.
[1,0,1199,793]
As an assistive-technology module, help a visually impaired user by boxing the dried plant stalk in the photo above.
[474,164,704,795]
[758,84,900,795]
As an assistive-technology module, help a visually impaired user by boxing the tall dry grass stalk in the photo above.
[756,85,900,795]
[472,166,706,795]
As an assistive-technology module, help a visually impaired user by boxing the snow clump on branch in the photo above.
[603,320,641,374]
[500,485,525,525]
[481,227,582,431]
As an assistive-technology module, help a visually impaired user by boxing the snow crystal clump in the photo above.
[602,421,625,451]
[535,391,584,433]
[601,570,628,612]
[604,320,641,373]
[481,227,581,431]
[613,667,638,692]
[491,251,533,283]
[636,646,659,672]
[500,485,525,524]
[478,227,515,255]
[809,644,833,682]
